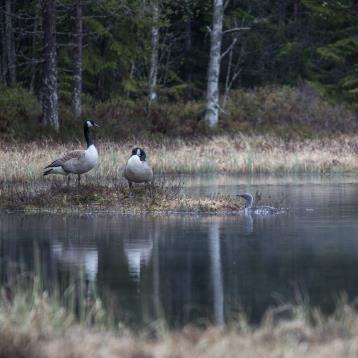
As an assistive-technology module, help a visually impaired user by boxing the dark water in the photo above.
[1,174,358,327]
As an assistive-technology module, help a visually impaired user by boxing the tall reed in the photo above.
[0,135,357,183]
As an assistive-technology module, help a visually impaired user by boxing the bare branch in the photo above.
[220,36,239,59]
[222,27,250,35]
[224,0,231,11]
[229,68,241,87]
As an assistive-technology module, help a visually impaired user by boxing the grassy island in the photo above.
[0,180,243,214]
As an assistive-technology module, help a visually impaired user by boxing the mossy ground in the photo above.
[0,180,243,214]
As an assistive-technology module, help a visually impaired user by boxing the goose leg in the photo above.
[77,174,81,187]
[146,181,153,197]
[67,175,71,187]
[128,181,133,197]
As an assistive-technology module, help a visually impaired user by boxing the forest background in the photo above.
[0,0,357,142]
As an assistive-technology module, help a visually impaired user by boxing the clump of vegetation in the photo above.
[223,85,357,138]
[173,195,242,214]
[0,86,42,140]
[0,275,357,358]
[0,177,243,214]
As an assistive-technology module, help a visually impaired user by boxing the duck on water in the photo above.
[238,192,283,215]
[43,120,99,186]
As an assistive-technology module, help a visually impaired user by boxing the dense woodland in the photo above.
[0,0,357,137]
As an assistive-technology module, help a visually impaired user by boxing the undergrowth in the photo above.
[0,84,356,141]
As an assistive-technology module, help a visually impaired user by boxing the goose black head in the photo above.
[83,120,99,148]
[132,147,146,161]
[84,120,100,129]
[237,192,254,209]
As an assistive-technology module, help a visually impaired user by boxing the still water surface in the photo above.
[0,174,358,327]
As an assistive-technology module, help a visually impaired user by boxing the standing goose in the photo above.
[123,148,153,188]
[43,120,99,185]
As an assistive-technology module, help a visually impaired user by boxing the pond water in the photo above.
[0,174,358,328]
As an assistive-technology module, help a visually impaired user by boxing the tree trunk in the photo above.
[148,0,159,106]
[184,13,192,96]
[205,0,224,128]
[30,1,40,92]
[0,18,5,83]
[222,43,233,109]
[41,0,59,131]
[5,0,16,86]
[73,0,82,118]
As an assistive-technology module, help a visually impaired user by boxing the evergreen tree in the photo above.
[303,0,358,104]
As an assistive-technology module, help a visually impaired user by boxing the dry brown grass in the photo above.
[0,289,357,358]
[0,134,357,183]
[40,322,358,358]
[0,274,357,358]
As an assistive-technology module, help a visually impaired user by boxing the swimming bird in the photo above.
[238,192,279,215]
[123,148,153,188]
[43,120,99,185]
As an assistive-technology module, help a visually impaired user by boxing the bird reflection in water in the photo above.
[123,237,153,282]
[51,243,98,282]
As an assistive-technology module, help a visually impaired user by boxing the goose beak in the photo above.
[94,123,100,127]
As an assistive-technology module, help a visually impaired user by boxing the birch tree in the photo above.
[73,0,83,118]
[205,0,224,128]
[148,0,159,106]
[41,0,59,130]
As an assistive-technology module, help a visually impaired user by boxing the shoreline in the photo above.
[1,169,357,214]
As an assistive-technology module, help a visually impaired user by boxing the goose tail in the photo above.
[43,168,53,176]
[43,166,66,176]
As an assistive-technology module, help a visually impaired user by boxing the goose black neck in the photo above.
[84,125,93,148]
[245,198,253,209]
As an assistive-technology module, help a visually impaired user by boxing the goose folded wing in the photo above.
[45,150,85,168]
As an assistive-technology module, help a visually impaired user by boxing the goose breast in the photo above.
[124,156,153,183]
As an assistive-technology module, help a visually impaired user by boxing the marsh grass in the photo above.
[0,134,357,212]
[0,135,357,185]
[0,274,357,358]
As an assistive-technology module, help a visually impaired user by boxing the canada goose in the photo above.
[43,120,99,185]
[238,192,279,215]
[123,148,153,188]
